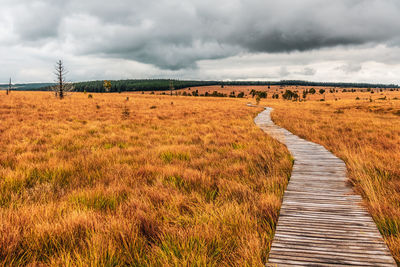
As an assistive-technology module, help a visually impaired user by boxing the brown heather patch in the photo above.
[270,99,400,262]
[0,92,291,266]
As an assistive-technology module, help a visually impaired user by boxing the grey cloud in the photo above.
[296,67,316,76]
[3,0,400,70]
[336,63,363,74]
[279,66,290,77]
[11,1,66,42]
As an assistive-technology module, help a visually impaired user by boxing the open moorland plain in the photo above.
[1,87,399,265]
[0,91,292,266]
[269,98,400,262]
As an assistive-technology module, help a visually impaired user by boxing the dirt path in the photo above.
[255,108,396,266]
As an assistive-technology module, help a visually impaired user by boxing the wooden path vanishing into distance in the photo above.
[254,107,396,266]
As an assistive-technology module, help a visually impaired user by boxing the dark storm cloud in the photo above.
[3,0,400,70]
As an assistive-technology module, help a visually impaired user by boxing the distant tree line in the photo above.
[73,80,218,93]
[0,83,54,91]
[6,79,399,92]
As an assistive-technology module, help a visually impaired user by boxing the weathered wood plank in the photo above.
[254,108,396,266]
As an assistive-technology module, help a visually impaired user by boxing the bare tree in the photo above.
[6,78,11,95]
[53,60,73,99]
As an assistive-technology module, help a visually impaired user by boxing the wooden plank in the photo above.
[254,108,396,266]
[270,247,394,264]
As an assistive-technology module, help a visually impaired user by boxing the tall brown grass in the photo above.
[270,99,400,262]
[0,92,291,266]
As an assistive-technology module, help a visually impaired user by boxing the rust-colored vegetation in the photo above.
[270,99,400,262]
[0,92,292,266]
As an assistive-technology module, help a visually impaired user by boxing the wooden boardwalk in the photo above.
[255,108,396,266]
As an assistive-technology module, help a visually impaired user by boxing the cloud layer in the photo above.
[0,0,400,82]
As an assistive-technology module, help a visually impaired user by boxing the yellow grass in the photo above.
[0,92,292,266]
[269,98,400,262]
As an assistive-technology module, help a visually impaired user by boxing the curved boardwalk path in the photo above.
[255,108,396,266]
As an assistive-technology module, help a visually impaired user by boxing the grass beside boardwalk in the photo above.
[0,92,292,266]
[270,99,400,262]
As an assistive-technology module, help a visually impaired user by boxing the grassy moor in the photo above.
[3,0,400,265]
[270,99,400,262]
[0,92,292,266]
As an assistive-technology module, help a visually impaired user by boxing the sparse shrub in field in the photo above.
[256,96,261,105]
[126,97,129,101]
[121,106,130,119]
[356,97,360,100]
[250,90,267,98]
[282,90,298,100]
[237,92,245,98]
[96,104,100,109]
[88,94,93,98]
[150,105,156,109]
[302,90,308,99]
[211,91,226,97]
[309,88,316,94]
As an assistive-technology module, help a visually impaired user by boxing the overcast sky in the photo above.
[1,0,400,84]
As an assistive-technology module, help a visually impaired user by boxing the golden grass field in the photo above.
[1,88,400,265]
[269,98,400,262]
[0,91,292,266]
